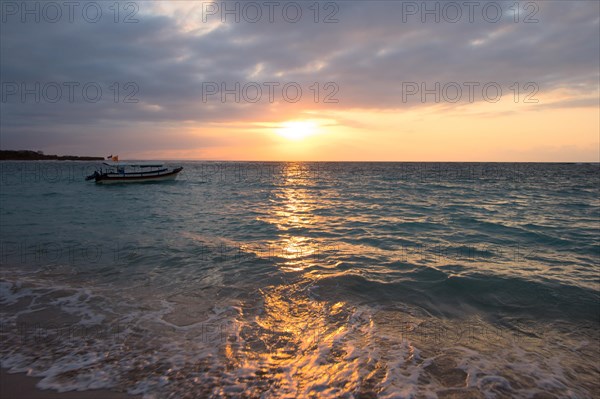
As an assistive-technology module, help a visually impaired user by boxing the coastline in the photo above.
[0,150,103,161]
[0,369,140,399]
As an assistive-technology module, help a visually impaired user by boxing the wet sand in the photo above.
[0,369,139,399]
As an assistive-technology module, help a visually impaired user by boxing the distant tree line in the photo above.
[0,150,103,161]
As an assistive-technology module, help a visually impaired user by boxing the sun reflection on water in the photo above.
[221,282,375,398]
[221,163,381,396]
[255,163,326,271]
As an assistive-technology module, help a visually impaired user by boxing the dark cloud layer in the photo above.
[1,0,598,154]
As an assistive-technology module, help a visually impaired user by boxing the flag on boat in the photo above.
[111,155,119,162]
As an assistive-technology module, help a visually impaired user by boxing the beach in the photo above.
[1,369,138,399]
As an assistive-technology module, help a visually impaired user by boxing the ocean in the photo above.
[0,161,598,398]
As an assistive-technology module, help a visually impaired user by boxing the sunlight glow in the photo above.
[276,121,317,141]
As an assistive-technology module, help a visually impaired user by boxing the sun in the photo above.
[276,121,317,140]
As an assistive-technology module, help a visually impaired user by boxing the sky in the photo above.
[1,0,599,161]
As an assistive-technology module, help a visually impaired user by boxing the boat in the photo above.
[86,161,183,184]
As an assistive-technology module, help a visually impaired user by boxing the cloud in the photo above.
[1,0,598,156]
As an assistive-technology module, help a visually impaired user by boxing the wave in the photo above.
[312,270,600,322]
[2,275,598,398]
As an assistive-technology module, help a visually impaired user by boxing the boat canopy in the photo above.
[102,162,164,168]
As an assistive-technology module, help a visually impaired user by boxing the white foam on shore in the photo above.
[0,280,33,305]
[1,276,598,398]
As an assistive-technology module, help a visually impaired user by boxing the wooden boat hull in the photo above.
[95,167,183,184]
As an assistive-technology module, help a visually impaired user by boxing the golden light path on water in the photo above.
[217,163,401,398]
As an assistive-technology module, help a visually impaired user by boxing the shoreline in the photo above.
[0,369,140,399]
[0,150,103,161]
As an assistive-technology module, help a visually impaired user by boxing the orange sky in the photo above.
[132,90,599,162]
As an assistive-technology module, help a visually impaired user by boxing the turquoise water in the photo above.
[1,162,599,398]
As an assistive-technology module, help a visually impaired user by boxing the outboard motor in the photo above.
[85,171,100,181]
